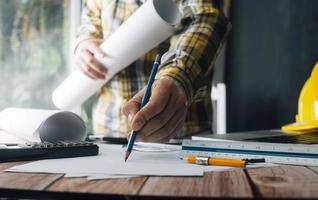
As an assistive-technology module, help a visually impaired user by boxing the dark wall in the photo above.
[225,0,318,132]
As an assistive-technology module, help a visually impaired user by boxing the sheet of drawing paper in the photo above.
[64,173,140,180]
[87,175,141,181]
[7,144,204,176]
[52,0,181,110]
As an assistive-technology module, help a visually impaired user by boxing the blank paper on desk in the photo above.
[52,0,181,110]
[7,144,204,177]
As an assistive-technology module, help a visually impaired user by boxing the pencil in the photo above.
[125,54,162,162]
[185,155,265,168]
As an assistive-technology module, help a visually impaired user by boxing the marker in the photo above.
[125,54,161,162]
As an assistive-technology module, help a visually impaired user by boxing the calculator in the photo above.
[0,141,99,162]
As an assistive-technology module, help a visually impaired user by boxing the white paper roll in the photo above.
[0,107,86,143]
[52,0,181,110]
[0,108,58,141]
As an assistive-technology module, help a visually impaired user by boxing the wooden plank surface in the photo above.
[247,166,318,198]
[3,160,318,199]
[0,172,62,190]
[0,161,27,171]
[308,166,318,174]
[47,176,148,195]
[139,169,253,198]
[0,162,63,190]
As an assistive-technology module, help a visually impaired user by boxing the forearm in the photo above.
[156,1,231,104]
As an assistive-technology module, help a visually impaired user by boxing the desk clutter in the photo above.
[1,106,317,182]
[5,143,278,180]
[182,138,318,166]
[5,144,209,178]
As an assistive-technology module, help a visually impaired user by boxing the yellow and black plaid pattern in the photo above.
[77,0,231,138]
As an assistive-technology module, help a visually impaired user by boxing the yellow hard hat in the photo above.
[282,62,318,132]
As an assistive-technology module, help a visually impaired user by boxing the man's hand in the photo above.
[123,78,187,143]
[74,38,107,80]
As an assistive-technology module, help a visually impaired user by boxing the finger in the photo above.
[156,109,187,143]
[137,109,177,140]
[76,58,99,80]
[138,92,177,137]
[87,42,106,58]
[157,119,185,143]
[132,81,171,131]
[138,85,187,137]
[83,49,107,74]
[137,109,183,143]
[158,112,186,143]
[138,108,186,143]
[82,50,106,79]
[126,131,132,141]
[123,88,146,119]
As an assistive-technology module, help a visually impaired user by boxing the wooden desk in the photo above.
[1,162,318,199]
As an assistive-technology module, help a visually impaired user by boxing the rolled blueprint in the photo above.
[52,0,181,110]
[0,108,86,143]
[0,108,58,141]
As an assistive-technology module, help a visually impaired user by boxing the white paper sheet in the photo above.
[64,173,138,178]
[87,175,141,181]
[64,143,180,179]
[52,0,181,110]
[7,144,204,176]
[0,108,58,142]
[133,142,181,152]
[64,173,140,180]
[0,130,27,144]
[0,107,86,143]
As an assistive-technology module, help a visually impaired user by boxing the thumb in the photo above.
[123,88,145,122]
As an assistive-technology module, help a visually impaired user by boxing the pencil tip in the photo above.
[125,152,130,162]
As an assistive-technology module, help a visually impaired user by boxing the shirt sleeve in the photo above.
[74,0,103,51]
[156,0,231,104]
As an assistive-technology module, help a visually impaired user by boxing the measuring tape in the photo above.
[181,140,318,166]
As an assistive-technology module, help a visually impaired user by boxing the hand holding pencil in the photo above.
[123,54,187,160]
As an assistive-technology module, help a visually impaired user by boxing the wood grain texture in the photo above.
[0,162,63,190]
[308,166,318,174]
[0,161,28,171]
[139,169,253,198]
[247,166,318,198]
[47,176,148,195]
[0,172,62,190]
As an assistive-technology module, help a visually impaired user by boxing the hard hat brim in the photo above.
[282,121,318,132]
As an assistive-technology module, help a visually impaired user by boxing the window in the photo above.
[0,0,76,110]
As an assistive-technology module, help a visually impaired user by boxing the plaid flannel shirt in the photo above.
[77,0,231,138]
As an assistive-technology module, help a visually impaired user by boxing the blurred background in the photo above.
[0,0,318,133]
[0,0,72,109]
[224,0,318,132]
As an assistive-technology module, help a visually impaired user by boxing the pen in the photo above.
[185,155,265,168]
[125,54,162,162]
